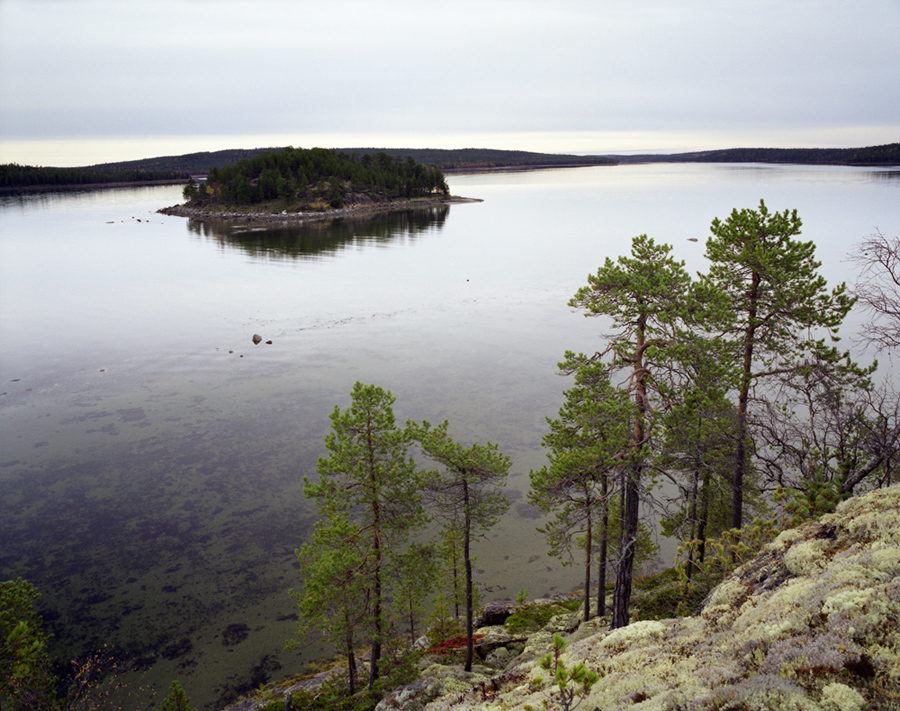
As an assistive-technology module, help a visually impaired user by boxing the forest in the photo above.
[2,203,899,711]
[0,163,189,189]
[182,147,449,210]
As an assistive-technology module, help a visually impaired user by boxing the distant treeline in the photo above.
[610,143,900,166]
[89,147,618,174]
[88,149,275,175]
[344,148,618,171]
[188,147,449,209]
[0,163,190,189]
[5,143,896,190]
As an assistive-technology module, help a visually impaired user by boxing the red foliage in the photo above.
[427,634,485,655]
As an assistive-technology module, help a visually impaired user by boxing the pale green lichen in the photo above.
[870,543,900,575]
[421,485,900,711]
[598,619,667,649]
[821,587,874,618]
[731,577,817,640]
[704,579,748,609]
[770,527,804,551]
[819,682,866,711]
[784,538,832,576]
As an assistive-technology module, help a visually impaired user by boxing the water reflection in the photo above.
[0,183,185,212]
[186,205,450,260]
[867,168,900,182]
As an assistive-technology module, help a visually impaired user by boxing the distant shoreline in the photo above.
[157,195,482,225]
[0,179,187,194]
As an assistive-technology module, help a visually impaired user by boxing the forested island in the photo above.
[0,148,613,191]
[181,147,448,211]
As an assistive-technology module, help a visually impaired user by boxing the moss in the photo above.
[504,603,570,634]
[632,568,706,620]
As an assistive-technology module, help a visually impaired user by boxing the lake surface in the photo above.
[2,164,899,709]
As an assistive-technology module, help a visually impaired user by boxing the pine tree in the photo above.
[529,355,631,622]
[389,544,438,646]
[158,681,197,711]
[304,382,427,690]
[287,515,369,694]
[570,234,693,628]
[702,200,855,531]
[411,420,510,672]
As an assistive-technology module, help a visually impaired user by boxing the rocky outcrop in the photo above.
[421,485,900,711]
[225,485,900,711]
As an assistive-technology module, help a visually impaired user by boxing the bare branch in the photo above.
[848,229,900,353]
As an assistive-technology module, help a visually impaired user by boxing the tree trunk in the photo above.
[612,322,646,630]
[611,465,626,624]
[583,507,592,622]
[452,552,460,619]
[733,276,759,534]
[697,469,711,565]
[597,476,608,618]
[346,642,357,696]
[369,568,381,690]
[684,446,700,586]
[369,485,382,690]
[463,479,474,673]
[611,462,640,629]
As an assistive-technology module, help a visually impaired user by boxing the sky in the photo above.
[1,0,899,166]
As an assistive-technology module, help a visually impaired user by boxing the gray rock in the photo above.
[475,599,515,627]
[374,676,441,711]
[252,334,262,345]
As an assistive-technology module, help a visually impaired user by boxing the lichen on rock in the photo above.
[416,485,900,711]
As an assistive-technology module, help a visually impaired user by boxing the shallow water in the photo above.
[1,164,899,708]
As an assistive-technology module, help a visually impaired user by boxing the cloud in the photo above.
[1,0,898,156]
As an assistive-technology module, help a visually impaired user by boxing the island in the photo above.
[158,146,482,225]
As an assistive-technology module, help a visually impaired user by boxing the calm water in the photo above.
[2,164,899,709]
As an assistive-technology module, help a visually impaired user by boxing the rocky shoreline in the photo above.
[219,485,900,711]
[157,196,482,226]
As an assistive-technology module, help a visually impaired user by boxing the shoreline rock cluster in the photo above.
[157,196,481,226]
[224,485,899,711]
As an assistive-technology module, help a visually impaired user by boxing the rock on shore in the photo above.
[157,196,481,226]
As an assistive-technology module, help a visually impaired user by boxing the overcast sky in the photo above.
[1,0,898,165]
